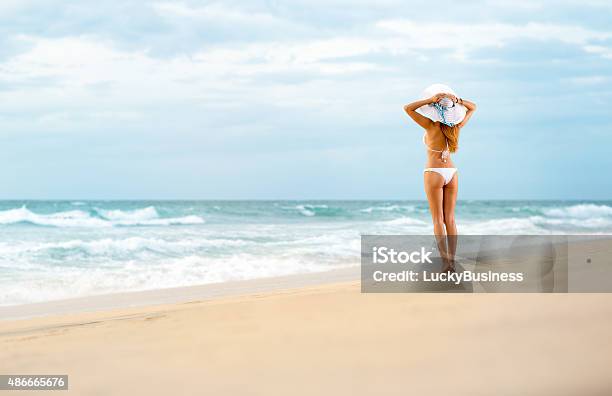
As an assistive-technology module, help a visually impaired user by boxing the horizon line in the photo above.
[0,198,609,202]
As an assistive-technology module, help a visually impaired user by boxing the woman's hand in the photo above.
[429,92,457,103]
[428,93,445,103]
[444,93,457,103]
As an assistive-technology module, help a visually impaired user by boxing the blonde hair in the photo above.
[440,123,460,153]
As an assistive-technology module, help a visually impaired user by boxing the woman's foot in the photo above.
[441,259,456,273]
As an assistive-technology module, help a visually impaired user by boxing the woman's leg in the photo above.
[424,172,449,269]
[424,172,446,236]
[443,173,458,265]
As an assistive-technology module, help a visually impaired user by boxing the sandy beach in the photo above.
[2,277,612,396]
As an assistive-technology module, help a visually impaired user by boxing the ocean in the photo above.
[1,200,611,306]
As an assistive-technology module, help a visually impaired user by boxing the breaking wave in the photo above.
[0,206,204,227]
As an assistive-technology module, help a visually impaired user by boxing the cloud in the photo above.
[9,19,604,92]
[0,33,388,99]
[376,20,612,60]
[562,75,609,85]
[1,10,611,136]
[153,2,285,27]
[583,44,612,59]
[150,1,314,46]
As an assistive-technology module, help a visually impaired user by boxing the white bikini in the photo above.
[423,132,457,185]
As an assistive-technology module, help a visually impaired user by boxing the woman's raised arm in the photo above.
[403,94,442,129]
[456,98,477,129]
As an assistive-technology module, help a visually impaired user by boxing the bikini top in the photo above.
[423,132,450,163]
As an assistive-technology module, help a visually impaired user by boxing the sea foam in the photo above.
[1,200,611,307]
[542,204,612,219]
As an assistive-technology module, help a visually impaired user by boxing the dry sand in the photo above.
[2,281,612,396]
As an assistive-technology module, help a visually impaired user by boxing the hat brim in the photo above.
[416,103,467,126]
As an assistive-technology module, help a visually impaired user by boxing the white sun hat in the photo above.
[415,83,467,126]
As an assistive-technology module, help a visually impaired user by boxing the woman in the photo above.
[403,84,476,269]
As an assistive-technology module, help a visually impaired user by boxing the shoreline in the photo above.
[3,235,612,321]
[0,266,359,321]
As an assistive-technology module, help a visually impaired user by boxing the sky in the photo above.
[0,0,611,200]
